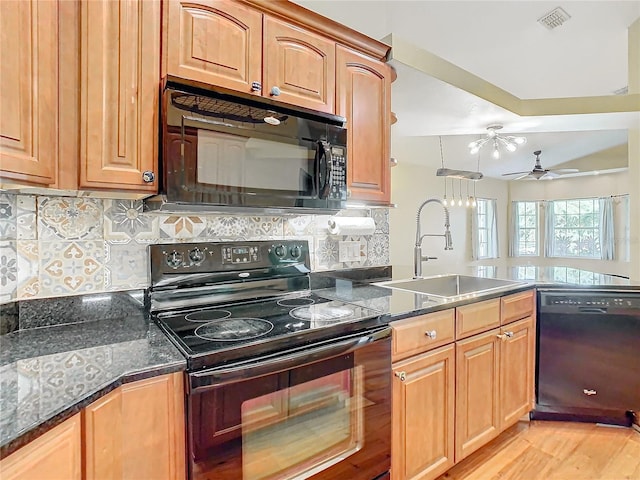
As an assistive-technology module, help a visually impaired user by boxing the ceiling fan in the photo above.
[502,150,579,180]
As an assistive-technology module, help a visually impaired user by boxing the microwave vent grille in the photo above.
[171,93,289,124]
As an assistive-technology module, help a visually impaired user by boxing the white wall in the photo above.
[389,136,509,279]
[508,171,631,277]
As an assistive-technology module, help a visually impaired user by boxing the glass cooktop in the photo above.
[153,293,384,369]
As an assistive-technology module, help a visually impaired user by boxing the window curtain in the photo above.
[470,206,479,260]
[543,201,555,257]
[487,198,499,258]
[599,197,615,260]
[508,202,518,257]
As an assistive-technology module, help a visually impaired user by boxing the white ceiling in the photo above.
[294,0,640,178]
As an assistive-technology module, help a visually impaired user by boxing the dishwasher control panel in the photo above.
[539,291,640,310]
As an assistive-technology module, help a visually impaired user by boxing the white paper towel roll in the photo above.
[327,216,376,236]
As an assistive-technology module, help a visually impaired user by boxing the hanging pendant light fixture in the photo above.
[468,124,527,160]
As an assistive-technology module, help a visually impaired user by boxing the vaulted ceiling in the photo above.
[294,1,640,178]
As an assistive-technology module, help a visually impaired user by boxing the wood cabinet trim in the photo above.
[239,0,390,60]
[500,289,535,325]
[391,309,455,361]
[455,298,501,340]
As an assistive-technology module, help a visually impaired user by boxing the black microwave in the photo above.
[151,82,348,212]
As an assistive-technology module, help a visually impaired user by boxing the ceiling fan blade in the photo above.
[541,171,559,179]
[514,173,532,180]
[501,171,530,176]
[550,168,579,174]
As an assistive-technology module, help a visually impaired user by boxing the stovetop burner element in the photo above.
[290,304,354,322]
[194,318,274,341]
[184,309,232,322]
[277,297,315,307]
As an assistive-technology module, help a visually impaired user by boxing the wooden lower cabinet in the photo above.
[84,372,186,480]
[499,316,535,429]
[392,345,455,480]
[0,414,82,480]
[455,329,501,462]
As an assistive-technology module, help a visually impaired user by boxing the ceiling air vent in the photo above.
[538,7,571,30]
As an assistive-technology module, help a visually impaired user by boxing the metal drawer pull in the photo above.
[497,332,514,340]
[395,371,406,382]
[504,331,513,338]
[583,389,597,396]
[425,330,437,339]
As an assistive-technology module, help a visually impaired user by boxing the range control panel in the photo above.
[149,240,311,286]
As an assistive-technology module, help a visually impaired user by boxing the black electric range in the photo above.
[147,240,386,370]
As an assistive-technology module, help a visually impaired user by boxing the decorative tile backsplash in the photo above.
[0,193,390,302]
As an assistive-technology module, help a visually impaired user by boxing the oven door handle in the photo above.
[189,326,391,393]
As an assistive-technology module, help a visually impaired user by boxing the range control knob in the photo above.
[166,250,184,269]
[273,244,287,258]
[189,247,205,265]
[290,245,302,259]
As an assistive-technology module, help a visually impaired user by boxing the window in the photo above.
[472,198,498,259]
[512,201,538,256]
[549,198,600,258]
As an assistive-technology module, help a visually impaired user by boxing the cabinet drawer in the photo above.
[501,289,534,325]
[456,298,500,339]
[391,309,455,361]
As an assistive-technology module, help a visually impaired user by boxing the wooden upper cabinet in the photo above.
[79,0,160,191]
[336,45,391,204]
[0,414,81,480]
[263,16,335,113]
[0,0,58,185]
[165,0,262,94]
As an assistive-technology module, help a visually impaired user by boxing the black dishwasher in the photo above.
[532,289,640,426]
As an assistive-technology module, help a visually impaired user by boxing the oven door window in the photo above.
[242,368,363,480]
[189,354,364,480]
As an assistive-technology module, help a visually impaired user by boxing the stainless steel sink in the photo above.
[375,274,526,299]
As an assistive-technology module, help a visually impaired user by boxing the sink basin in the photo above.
[375,275,526,299]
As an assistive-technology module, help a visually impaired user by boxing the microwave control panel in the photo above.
[330,147,347,200]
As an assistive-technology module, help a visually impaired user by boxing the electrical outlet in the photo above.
[339,241,361,263]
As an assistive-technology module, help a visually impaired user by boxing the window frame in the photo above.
[513,200,539,256]
[548,198,601,259]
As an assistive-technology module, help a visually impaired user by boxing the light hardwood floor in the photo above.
[438,420,640,480]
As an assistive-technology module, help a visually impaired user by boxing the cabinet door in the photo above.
[392,345,455,480]
[79,0,159,191]
[336,46,391,204]
[165,0,262,94]
[0,0,57,185]
[499,316,535,429]
[0,414,81,480]
[264,16,335,113]
[455,329,500,462]
[84,373,186,480]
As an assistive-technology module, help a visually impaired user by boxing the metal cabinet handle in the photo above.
[504,331,514,338]
[251,81,261,92]
[425,330,437,339]
[497,332,514,340]
[583,389,597,396]
[270,86,281,96]
[496,334,506,340]
[395,371,406,382]
[142,171,155,183]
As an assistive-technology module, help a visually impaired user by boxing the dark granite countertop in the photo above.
[0,291,186,458]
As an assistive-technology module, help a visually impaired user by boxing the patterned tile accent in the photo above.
[104,241,148,290]
[103,199,159,243]
[314,236,342,271]
[0,241,17,302]
[159,215,207,239]
[16,241,39,298]
[371,209,389,234]
[365,234,390,266]
[38,197,103,241]
[16,196,36,240]
[0,194,16,240]
[207,215,283,240]
[39,241,104,297]
[284,216,315,236]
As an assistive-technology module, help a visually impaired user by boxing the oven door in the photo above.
[163,86,347,210]
[187,326,391,480]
